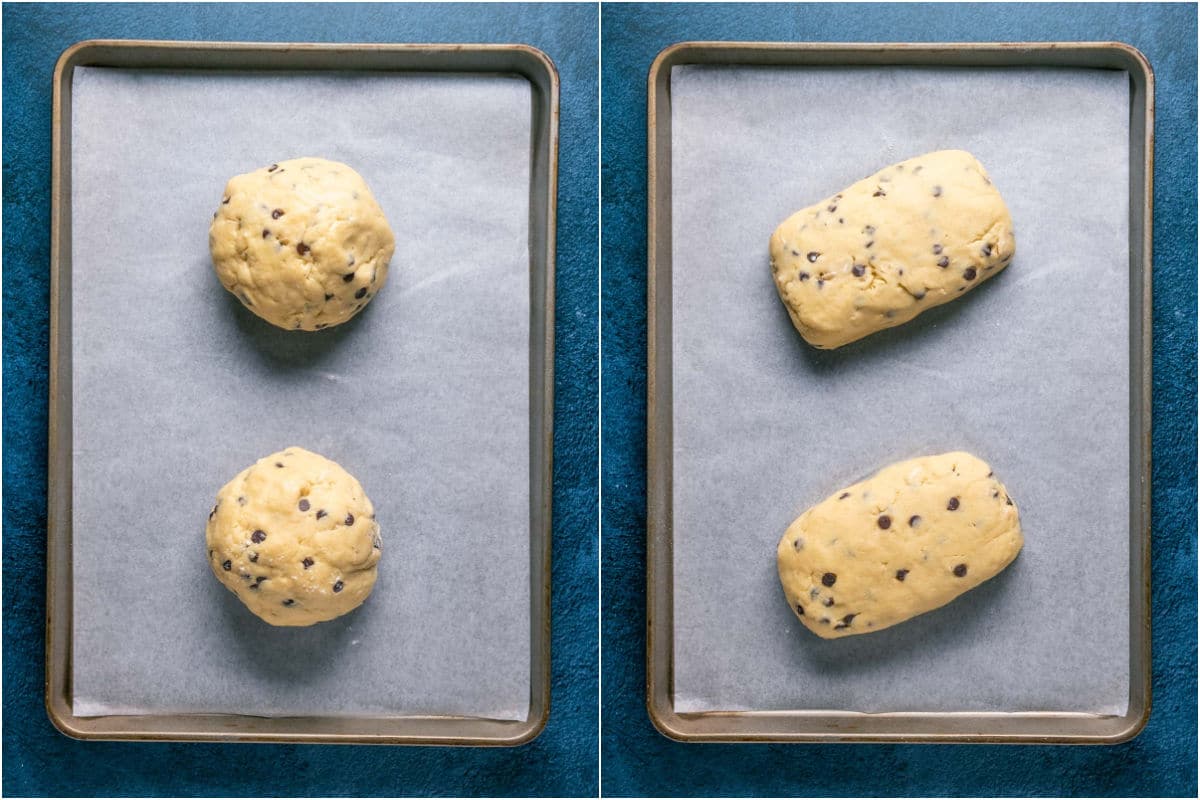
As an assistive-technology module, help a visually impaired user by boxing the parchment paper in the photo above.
[671,66,1130,714]
[71,67,532,720]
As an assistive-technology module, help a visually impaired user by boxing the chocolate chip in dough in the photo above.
[333,580,344,593]
[838,492,850,500]
[298,498,310,512]
[908,515,921,528]
[282,598,295,606]
[932,185,943,197]
[344,513,355,526]
[895,569,909,581]
[796,604,805,616]
[953,563,968,577]
[822,572,837,587]
[947,497,960,511]
[271,209,284,219]
[823,597,835,607]
[302,557,314,569]
[296,243,310,256]
[343,273,355,283]
[222,560,232,571]
[963,267,977,281]
[937,256,950,268]
[355,287,368,299]
[251,529,266,543]
[932,244,943,254]
[316,509,327,519]
[798,271,810,282]
[852,264,866,277]
[877,514,892,529]
[806,251,820,263]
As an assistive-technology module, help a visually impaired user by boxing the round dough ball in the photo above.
[206,447,382,626]
[209,157,395,331]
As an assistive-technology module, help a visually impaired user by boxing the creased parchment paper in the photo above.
[71,67,531,720]
[671,66,1130,714]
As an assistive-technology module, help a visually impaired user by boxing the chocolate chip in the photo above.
[1006,496,1014,506]
[332,580,344,593]
[237,496,247,506]
[268,164,278,172]
[823,597,834,607]
[792,537,804,551]
[806,251,820,262]
[864,225,876,234]
[343,273,355,283]
[251,530,266,543]
[838,218,844,224]
[249,552,258,563]
[221,196,230,205]
[865,240,874,248]
[908,515,921,527]
[798,271,810,282]
[262,229,270,238]
[344,513,355,526]
[282,599,295,606]
[791,250,800,256]
[324,293,333,301]
[877,514,891,530]
[302,557,314,569]
[796,604,805,616]
[209,549,214,558]
[838,492,850,500]
[347,255,356,266]
[963,267,977,281]
[827,204,837,212]
[822,572,837,587]
[373,536,382,549]
[299,499,310,512]
[873,189,886,197]
[914,290,926,300]
[895,569,908,581]
[316,509,327,519]
[297,243,310,256]
[993,490,1000,498]
[354,287,367,299]
[932,244,943,254]
[222,560,232,571]
[271,209,284,219]
[953,563,968,577]
[937,256,949,268]
[982,243,993,256]
[852,264,866,277]
[315,323,328,330]
[817,279,825,289]
[842,613,857,625]
[820,618,831,625]
[256,576,267,584]
[932,186,942,197]
[947,497,960,511]
[809,588,820,599]
[988,471,994,477]
[209,504,218,520]
[275,462,284,468]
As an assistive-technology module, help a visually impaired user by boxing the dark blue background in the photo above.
[2,3,597,796]
[601,3,1197,797]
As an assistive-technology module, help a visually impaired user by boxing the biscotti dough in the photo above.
[776,452,1022,638]
[209,157,395,331]
[206,447,382,626]
[769,150,1015,349]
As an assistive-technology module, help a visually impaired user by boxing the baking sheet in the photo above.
[70,67,531,720]
[671,65,1130,715]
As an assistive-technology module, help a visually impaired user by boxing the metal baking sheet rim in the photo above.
[645,42,1153,744]
[46,40,558,746]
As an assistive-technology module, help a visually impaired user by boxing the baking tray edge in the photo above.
[645,41,1153,744]
[46,39,559,746]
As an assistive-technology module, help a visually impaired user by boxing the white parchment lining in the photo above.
[671,66,1130,715]
[71,67,532,720]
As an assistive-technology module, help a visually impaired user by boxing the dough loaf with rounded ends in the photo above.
[206,447,383,626]
[769,150,1015,349]
[777,452,1022,639]
[209,157,395,331]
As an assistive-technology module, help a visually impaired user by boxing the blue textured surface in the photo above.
[2,3,597,796]
[601,3,1196,796]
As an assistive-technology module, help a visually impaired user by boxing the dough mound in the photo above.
[769,149,1015,349]
[206,447,382,626]
[777,452,1022,638]
[209,157,395,331]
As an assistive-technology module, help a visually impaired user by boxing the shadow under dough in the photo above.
[779,553,1025,675]
[210,262,376,373]
[209,574,379,685]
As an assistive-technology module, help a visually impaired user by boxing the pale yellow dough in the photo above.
[206,447,382,626]
[769,150,1015,349]
[209,157,395,331]
[776,452,1022,639]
